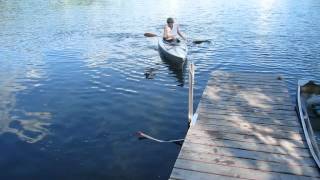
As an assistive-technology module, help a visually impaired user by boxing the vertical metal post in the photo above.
[188,63,194,125]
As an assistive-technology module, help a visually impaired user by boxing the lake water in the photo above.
[0,0,320,179]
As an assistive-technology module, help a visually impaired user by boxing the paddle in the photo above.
[192,39,211,44]
[144,32,158,37]
[144,32,210,44]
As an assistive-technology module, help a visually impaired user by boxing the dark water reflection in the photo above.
[0,0,320,179]
[161,57,186,87]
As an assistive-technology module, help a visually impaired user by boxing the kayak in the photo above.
[297,80,320,168]
[158,38,187,63]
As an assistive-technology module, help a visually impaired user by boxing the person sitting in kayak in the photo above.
[163,17,186,43]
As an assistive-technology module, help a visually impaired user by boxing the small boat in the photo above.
[158,38,188,64]
[297,80,320,168]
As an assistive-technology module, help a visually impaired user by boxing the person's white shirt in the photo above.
[163,21,185,41]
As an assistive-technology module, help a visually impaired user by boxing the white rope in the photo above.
[137,131,184,143]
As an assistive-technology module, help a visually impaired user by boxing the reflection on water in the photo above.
[160,57,186,86]
[0,71,51,143]
[9,115,51,143]
[144,67,157,79]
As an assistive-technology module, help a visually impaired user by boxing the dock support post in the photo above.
[188,63,194,125]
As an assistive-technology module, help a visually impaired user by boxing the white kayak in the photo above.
[158,38,187,63]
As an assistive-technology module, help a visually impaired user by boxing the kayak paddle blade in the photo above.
[144,32,158,37]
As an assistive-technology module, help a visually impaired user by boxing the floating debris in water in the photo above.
[144,67,157,79]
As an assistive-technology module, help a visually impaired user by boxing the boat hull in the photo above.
[297,80,320,168]
[158,38,187,64]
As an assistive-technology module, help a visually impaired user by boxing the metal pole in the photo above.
[188,63,194,125]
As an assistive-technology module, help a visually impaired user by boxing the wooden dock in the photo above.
[169,71,320,180]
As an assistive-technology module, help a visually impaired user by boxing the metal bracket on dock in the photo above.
[190,113,198,126]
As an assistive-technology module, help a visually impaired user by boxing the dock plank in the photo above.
[170,168,241,180]
[184,138,310,157]
[180,142,315,166]
[178,151,320,177]
[189,128,307,148]
[174,159,318,180]
[197,113,301,127]
[196,119,303,132]
[191,124,304,141]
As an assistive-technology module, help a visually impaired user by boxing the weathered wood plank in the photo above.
[206,83,289,93]
[197,109,299,122]
[196,118,303,132]
[203,88,292,106]
[202,87,292,102]
[178,151,320,177]
[188,128,307,149]
[201,98,295,110]
[203,83,290,92]
[197,113,301,127]
[193,122,303,137]
[200,105,296,116]
[200,100,296,115]
[209,73,286,81]
[191,124,304,141]
[209,74,288,84]
[198,105,298,119]
[207,81,288,89]
[180,142,316,166]
[203,86,291,97]
[209,72,285,80]
[184,137,310,157]
[170,168,241,180]
[174,159,318,180]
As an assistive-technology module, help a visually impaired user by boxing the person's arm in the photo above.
[177,26,186,40]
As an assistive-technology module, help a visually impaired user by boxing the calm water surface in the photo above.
[0,0,320,179]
